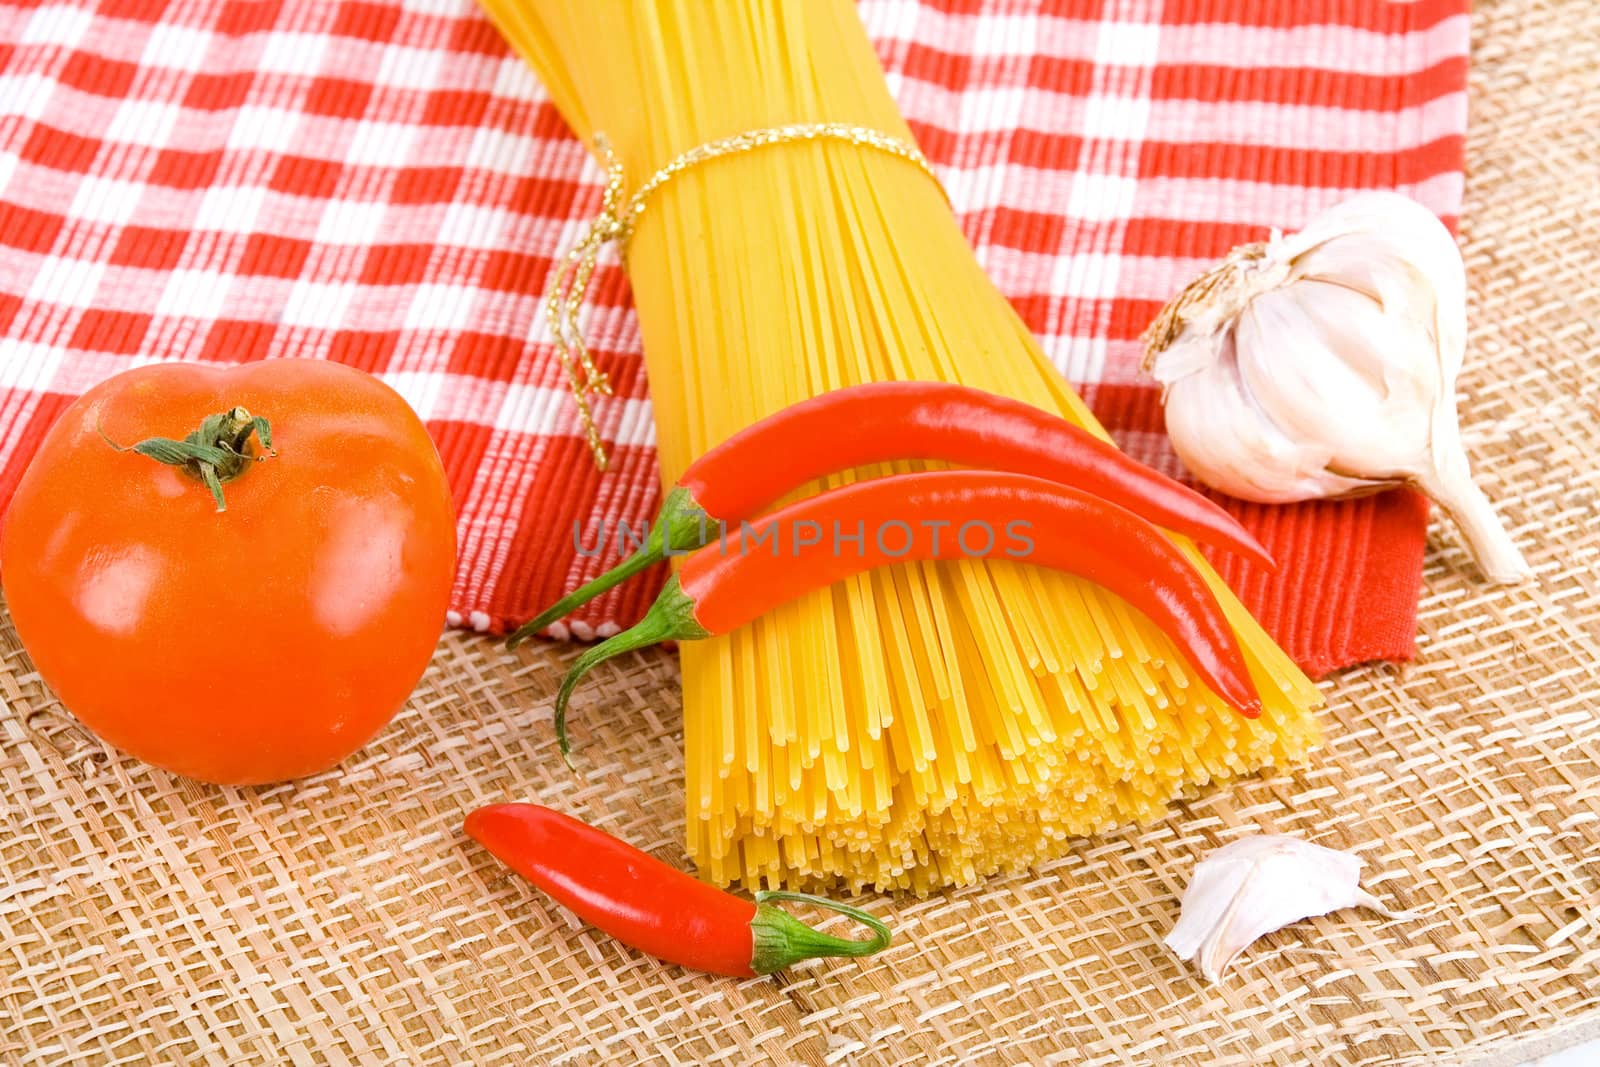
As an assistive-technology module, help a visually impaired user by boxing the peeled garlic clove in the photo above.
[1165,834,1413,983]
[1143,192,1530,584]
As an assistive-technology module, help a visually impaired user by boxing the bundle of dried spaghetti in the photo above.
[481,0,1321,893]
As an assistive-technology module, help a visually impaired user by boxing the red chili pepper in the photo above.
[552,469,1263,758]
[464,803,893,977]
[508,382,1270,646]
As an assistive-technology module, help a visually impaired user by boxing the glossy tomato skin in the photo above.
[0,360,456,785]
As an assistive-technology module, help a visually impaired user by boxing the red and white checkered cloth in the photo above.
[0,1,1468,676]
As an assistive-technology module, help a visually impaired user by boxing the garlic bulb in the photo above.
[1142,192,1530,583]
[1164,834,1413,982]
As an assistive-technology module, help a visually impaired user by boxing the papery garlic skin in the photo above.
[1164,834,1411,983]
[1144,192,1530,583]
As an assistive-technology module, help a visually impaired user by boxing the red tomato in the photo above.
[1,360,457,785]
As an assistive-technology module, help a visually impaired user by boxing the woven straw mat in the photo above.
[4,2,1599,1064]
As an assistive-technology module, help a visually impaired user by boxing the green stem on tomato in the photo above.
[99,406,275,512]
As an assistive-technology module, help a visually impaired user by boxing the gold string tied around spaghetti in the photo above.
[540,123,946,470]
